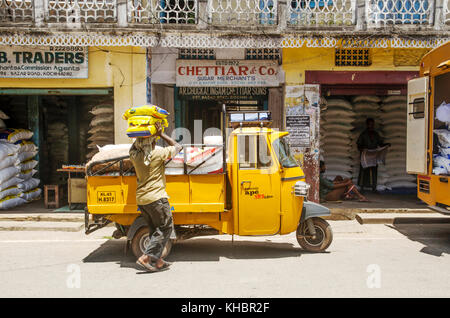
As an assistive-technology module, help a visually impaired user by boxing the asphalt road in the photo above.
[0,220,449,298]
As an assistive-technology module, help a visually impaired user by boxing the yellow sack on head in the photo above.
[126,124,165,138]
[123,105,169,120]
[127,116,168,128]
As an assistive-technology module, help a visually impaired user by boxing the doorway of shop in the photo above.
[0,88,114,212]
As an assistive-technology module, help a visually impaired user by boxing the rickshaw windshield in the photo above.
[272,136,298,168]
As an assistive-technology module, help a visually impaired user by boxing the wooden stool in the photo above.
[44,185,62,209]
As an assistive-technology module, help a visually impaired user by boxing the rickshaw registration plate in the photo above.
[97,191,116,203]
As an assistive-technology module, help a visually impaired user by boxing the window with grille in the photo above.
[245,49,280,61]
[178,48,215,60]
[335,49,371,67]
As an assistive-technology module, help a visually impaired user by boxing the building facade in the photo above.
[0,0,449,198]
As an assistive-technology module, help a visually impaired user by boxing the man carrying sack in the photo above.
[130,122,182,272]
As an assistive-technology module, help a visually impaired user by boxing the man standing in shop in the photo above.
[130,122,182,272]
[356,118,387,194]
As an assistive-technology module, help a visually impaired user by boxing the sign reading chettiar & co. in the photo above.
[0,46,88,79]
[176,60,279,87]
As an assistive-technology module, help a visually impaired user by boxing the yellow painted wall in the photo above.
[282,47,424,86]
[0,46,147,144]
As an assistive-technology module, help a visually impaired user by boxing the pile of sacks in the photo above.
[320,98,355,180]
[165,136,224,175]
[433,101,450,175]
[87,103,114,160]
[123,105,169,139]
[0,128,41,210]
[380,96,416,189]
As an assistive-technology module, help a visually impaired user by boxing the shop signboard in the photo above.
[178,86,268,100]
[176,60,279,87]
[0,46,88,79]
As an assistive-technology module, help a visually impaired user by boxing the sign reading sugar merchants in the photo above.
[0,46,88,79]
[176,60,279,87]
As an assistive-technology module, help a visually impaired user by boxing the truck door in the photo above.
[407,77,429,174]
[237,134,281,235]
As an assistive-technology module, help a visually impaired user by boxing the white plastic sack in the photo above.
[18,151,37,163]
[0,154,19,171]
[439,146,450,159]
[353,95,381,103]
[0,177,21,192]
[18,178,40,192]
[386,181,416,188]
[90,104,114,116]
[165,167,185,175]
[434,129,450,147]
[326,99,353,110]
[0,129,33,144]
[436,102,450,123]
[91,114,114,127]
[383,96,407,104]
[20,159,38,171]
[0,166,20,183]
[0,141,19,160]
[433,166,448,175]
[0,186,21,201]
[18,169,37,180]
[19,188,42,202]
[433,155,450,173]
[16,140,38,153]
[0,195,26,210]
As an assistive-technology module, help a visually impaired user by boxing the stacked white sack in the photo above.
[0,138,25,209]
[165,135,224,175]
[320,98,354,180]
[381,96,416,189]
[87,103,114,160]
[432,101,450,175]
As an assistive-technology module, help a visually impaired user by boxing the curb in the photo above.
[0,224,85,232]
[326,208,433,221]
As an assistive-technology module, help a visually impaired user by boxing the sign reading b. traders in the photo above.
[0,46,88,79]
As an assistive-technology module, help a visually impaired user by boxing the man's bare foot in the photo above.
[138,255,150,264]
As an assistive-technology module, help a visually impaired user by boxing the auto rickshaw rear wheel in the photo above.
[296,217,333,253]
[131,227,173,259]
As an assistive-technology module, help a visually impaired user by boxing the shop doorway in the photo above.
[0,88,114,212]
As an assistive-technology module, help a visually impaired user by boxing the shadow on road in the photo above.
[387,220,450,257]
[83,237,306,269]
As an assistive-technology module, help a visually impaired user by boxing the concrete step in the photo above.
[0,213,84,223]
[355,213,450,225]
[0,221,84,232]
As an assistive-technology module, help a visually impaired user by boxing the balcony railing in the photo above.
[288,0,356,27]
[0,0,447,30]
[0,0,34,22]
[46,0,117,23]
[128,0,197,24]
[207,0,277,26]
[366,0,435,27]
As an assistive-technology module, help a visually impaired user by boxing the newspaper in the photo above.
[360,145,389,168]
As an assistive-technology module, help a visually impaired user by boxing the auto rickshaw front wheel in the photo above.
[131,227,173,259]
[296,217,333,253]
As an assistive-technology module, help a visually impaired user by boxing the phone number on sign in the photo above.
[49,46,85,52]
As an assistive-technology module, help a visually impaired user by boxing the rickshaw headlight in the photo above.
[294,181,310,197]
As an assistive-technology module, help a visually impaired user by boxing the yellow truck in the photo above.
[407,41,450,214]
[85,109,333,258]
